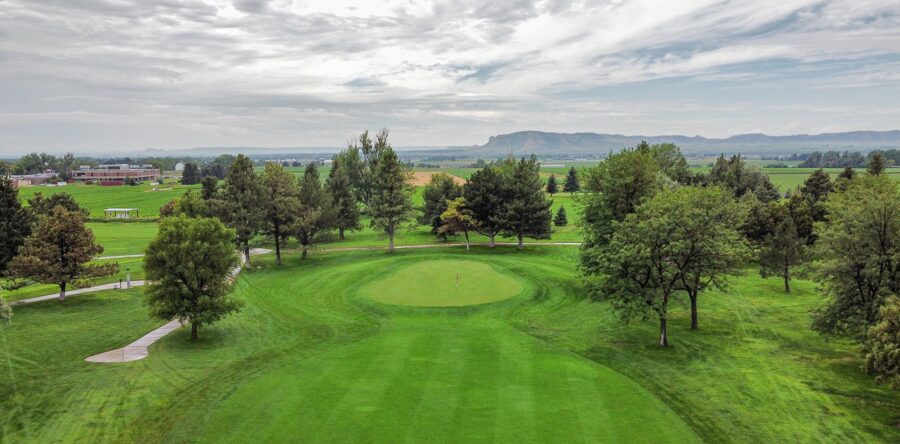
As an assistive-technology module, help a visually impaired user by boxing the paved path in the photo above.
[84,319,182,363]
[10,281,146,306]
[85,248,272,364]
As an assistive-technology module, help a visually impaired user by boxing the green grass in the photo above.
[87,222,158,256]
[1,257,145,302]
[16,182,196,218]
[358,259,524,306]
[2,248,897,442]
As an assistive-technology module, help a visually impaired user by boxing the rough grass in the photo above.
[1,248,897,443]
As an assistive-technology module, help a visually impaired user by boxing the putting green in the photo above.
[358,260,524,307]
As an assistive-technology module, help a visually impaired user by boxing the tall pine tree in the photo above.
[464,164,506,247]
[213,154,264,265]
[260,163,299,265]
[369,148,413,252]
[545,174,558,195]
[563,167,580,194]
[292,163,336,259]
[0,176,31,273]
[501,156,552,250]
[327,157,361,239]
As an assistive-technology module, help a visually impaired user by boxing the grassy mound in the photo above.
[358,259,523,307]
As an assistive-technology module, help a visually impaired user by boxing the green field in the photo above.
[1,248,897,442]
[16,182,197,218]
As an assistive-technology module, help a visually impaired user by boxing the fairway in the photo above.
[2,248,897,443]
[359,260,524,307]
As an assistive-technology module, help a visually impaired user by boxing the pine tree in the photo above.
[327,158,361,240]
[260,163,299,265]
[9,207,116,301]
[546,174,558,195]
[563,167,580,194]
[292,163,336,259]
[464,165,506,247]
[554,206,568,226]
[0,176,32,273]
[181,162,201,185]
[200,176,218,200]
[759,216,806,292]
[369,148,413,252]
[212,154,264,265]
[501,156,552,250]
[868,152,886,176]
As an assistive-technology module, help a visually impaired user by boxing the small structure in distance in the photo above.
[105,208,140,220]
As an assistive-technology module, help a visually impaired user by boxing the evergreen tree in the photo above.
[563,167,580,194]
[546,174,558,195]
[800,169,834,222]
[333,145,365,204]
[212,154,264,265]
[0,176,32,273]
[369,148,413,252]
[554,206,568,226]
[292,163,336,259]
[500,155,552,250]
[759,216,806,292]
[327,158,361,240]
[868,152,886,176]
[143,215,241,340]
[420,173,462,238]
[9,207,116,301]
[438,197,478,250]
[181,162,201,185]
[260,163,300,265]
[464,164,506,248]
[200,176,218,200]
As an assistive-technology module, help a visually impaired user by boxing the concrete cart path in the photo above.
[85,248,272,364]
[10,281,146,306]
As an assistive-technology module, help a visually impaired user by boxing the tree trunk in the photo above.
[301,245,308,260]
[464,230,470,251]
[243,244,251,267]
[389,234,395,253]
[690,293,698,330]
[783,264,790,293]
[517,233,524,250]
[191,322,198,340]
[339,228,345,240]
[59,282,66,302]
[659,317,668,347]
[489,233,495,248]
[274,233,282,265]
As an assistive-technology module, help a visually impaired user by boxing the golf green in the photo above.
[358,260,524,307]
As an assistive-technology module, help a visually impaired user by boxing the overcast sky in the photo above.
[1,0,899,154]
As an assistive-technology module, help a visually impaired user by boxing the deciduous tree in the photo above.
[438,197,477,250]
[420,173,462,238]
[143,215,241,340]
[812,175,900,338]
[759,216,806,293]
[9,207,116,301]
[862,295,900,387]
[27,192,88,218]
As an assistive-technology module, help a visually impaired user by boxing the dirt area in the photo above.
[408,172,466,186]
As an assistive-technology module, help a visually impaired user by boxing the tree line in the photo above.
[579,142,899,386]
[798,149,897,168]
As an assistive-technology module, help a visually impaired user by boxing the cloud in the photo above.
[0,0,898,153]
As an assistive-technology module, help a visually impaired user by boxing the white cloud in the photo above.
[0,0,899,153]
